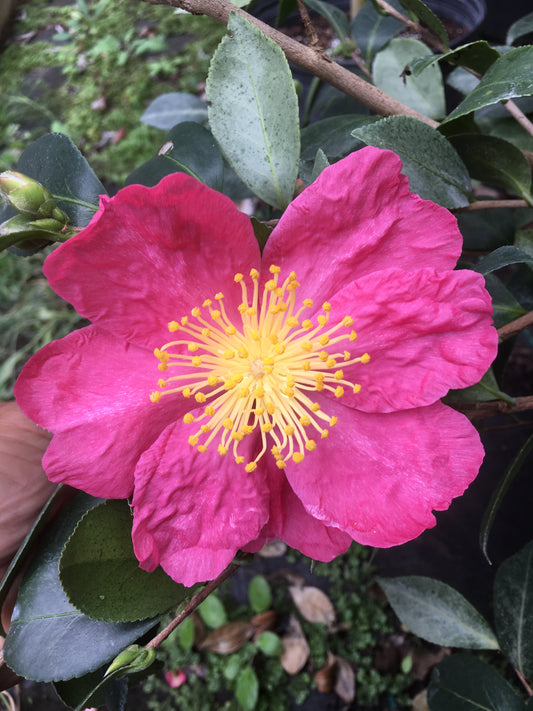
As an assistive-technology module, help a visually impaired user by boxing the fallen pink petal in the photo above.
[14,147,498,587]
[164,668,187,688]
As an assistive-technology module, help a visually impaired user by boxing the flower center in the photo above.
[150,265,369,472]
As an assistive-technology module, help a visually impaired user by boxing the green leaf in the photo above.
[350,0,404,65]
[255,631,282,657]
[310,148,330,182]
[54,668,113,711]
[398,0,449,49]
[351,116,471,208]
[304,0,350,41]
[15,133,105,227]
[176,615,195,651]
[428,654,527,711]
[446,368,515,406]
[484,273,527,329]
[125,122,250,200]
[248,575,272,614]
[140,93,208,129]
[410,41,500,77]
[494,540,533,678]
[507,12,533,45]
[378,576,499,649]
[457,207,516,251]
[206,12,300,209]
[445,47,533,123]
[3,494,157,682]
[59,499,190,623]
[373,38,445,120]
[516,229,533,260]
[449,134,532,203]
[235,665,259,711]
[198,593,227,628]
[481,436,533,563]
[300,114,379,162]
[474,245,533,275]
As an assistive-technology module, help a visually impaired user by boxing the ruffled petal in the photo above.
[326,267,497,412]
[14,326,188,498]
[262,147,462,306]
[244,464,352,560]
[44,173,261,349]
[284,398,484,548]
[131,422,270,586]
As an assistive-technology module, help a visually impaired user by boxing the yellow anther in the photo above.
[202,299,212,308]
[283,387,295,397]
[197,444,207,453]
[223,418,234,430]
[269,333,279,345]
[195,392,206,403]
[361,352,371,363]
[262,423,273,433]
[326,358,337,368]
[242,425,254,435]
[287,317,299,327]
[234,273,243,282]
[238,304,247,314]
[254,407,265,416]
[321,429,329,439]
[349,331,357,341]
[245,462,258,473]
[158,362,168,372]
[150,391,161,403]
[311,402,320,412]
[334,386,344,398]
[266,402,276,415]
[302,360,311,371]
[235,456,245,464]
[334,370,344,380]
[319,334,330,345]
[183,387,192,398]
[284,425,295,436]
[305,440,317,451]
[302,319,313,330]
[274,343,286,354]
[342,316,354,327]
[319,351,329,361]
[225,325,237,335]
[200,424,211,433]
[343,350,350,360]
[322,302,331,312]
[275,287,283,298]
[192,306,201,317]
[207,376,219,386]
[239,387,250,398]
[218,445,228,455]
[201,328,212,338]
[251,330,260,341]
[302,342,313,352]
[188,343,199,352]
[271,445,280,456]
[232,431,244,441]
[154,348,169,362]
[263,357,274,366]
[250,268,259,279]
[246,307,257,316]
[303,299,313,308]
[315,373,325,382]
[330,416,338,426]
[181,316,189,325]
[300,415,311,426]
[317,314,328,326]
[255,386,265,398]
[211,310,221,320]
[188,435,199,446]
[224,350,235,360]
[168,321,180,332]
[276,460,286,469]
[238,347,249,358]
[184,413,195,424]
[205,405,216,416]
[157,379,167,388]
[293,452,305,463]
[265,279,277,291]
[269,264,280,274]
[269,304,279,315]
[215,292,224,300]
[353,384,362,394]
[191,356,202,366]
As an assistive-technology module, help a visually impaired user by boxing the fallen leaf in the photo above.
[280,616,309,675]
[289,586,336,629]
[314,653,336,693]
[333,655,356,704]
[199,621,254,654]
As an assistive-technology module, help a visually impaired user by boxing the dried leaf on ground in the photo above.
[199,621,254,654]
[280,616,310,675]
[334,655,356,704]
[289,586,336,629]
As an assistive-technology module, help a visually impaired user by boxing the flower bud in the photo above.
[0,171,53,217]
[104,644,156,678]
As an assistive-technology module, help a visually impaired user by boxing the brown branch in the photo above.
[503,100,533,140]
[140,0,439,127]
[453,200,530,212]
[145,560,240,649]
[373,0,447,53]
[515,668,533,697]
[451,396,533,420]
[497,311,533,341]
[296,0,321,51]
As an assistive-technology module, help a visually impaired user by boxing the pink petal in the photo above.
[326,267,497,413]
[262,147,462,306]
[44,173,260,349]
[244,464,352,560]
[14,326,189,498]
[131,422,270,586]
[284,398,484,548]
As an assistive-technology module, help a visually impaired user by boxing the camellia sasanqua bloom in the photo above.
[15,147,498,587]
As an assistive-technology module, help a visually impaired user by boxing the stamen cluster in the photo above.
[151,266,369,471]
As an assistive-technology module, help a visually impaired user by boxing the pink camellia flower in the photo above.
[15,148,497,587]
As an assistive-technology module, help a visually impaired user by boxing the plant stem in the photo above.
[515,668,533,697]
[502,100,533,139]
[452,396,533,420]
[372,0,447,52]
[145,560,240,649]
[453,200,530,211]
[140,0,439,127]
[497,310,533,341]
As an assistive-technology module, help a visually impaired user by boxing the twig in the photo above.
[453,200,530,212]
[295,0,321,51]
[140,0,439,127]
[516,668,533,697]
[373,0,447,52]
[502,100,533,140]
[497,311,533,341]
[452,396,533,420]
[145,560,240,649]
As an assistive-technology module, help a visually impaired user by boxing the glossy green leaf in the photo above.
[54,670,127,711]
[428,654,526,711]
[206,12,300,209]
[446,368,515,406]
[352,116,471,208]
[255,631,282,657]
[450,134,532,203]
[304,0,350,40]
[59,499,189,623]
[495,540,533,678]
[447,66,480,96]
[516,229,533,259]
[507,12,533,45]
[484,273,527,329]
[373,39,445,120]
[176,615,195,651]
[474,245,533,275]
[235,666,259,711]
[398,0,449,49]
[300,114,378,162]
[15,133,105,227]
[125,122,250,200]
[140,93,208,129]
[481,436,533,563]
[3,495,157,682]
[310,148,330,182]
[350,0,404,64]
[410,41,500,76]
[198,593,227,628]
[378,576,499,649]
[445,47,533,123]
[248,576,272,614]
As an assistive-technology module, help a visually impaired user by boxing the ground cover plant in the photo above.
[1,0,533,710]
